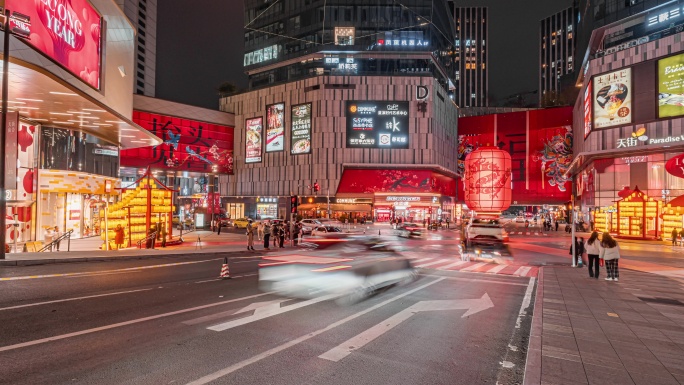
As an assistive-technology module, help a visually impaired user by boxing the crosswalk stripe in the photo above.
[461,262,487,272]
[411,258,433,264]
[486,264,508,274]
[437,261,469,270]
[416,260,450,268]
[513,266,531,276]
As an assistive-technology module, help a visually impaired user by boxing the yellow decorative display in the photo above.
[616,187,662,239]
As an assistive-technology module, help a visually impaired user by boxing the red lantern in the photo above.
[464,146,512,212]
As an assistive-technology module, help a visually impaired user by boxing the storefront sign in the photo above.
[93,148,118,156]
[666,154,684,179]
[416,86,429,100]
[385,196,420,202]
[245,117,263,163]
[291,103,311,154]
[346,101,409,148]
[324,57,358,72]
[104,179,112,193]
[8,12,31,38]
[378,31,429,47]
[7,0,103,89]
[658,53,684,118]
[266,103,285,152]
[647,6,682,28]
[583,81,592,138]
[593,69,632,129]
[334,198,372,204]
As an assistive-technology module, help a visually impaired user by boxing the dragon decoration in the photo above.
[537,126,573,192]
[466,157,511,200]
[456,135,475,178]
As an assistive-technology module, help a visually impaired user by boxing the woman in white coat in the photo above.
[584,231,601,279]
[600,232,620,281]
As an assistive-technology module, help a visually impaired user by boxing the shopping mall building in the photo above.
[219,0,460,222]
[2,0,160,243]
[570,1,684,239]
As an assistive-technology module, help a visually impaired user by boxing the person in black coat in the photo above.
[569,236,584,267]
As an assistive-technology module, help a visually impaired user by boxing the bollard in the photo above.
[378,229,381,235]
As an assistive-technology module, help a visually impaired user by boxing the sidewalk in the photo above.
[525,266,684,385]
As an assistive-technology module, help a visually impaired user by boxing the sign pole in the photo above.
[0,8,11,259]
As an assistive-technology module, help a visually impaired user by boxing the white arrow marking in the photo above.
[318,293,494,362]
[182,299,290,326]
[207,293,338,331]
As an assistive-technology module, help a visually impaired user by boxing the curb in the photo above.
[522,266,544,385]
[0,250,252,266]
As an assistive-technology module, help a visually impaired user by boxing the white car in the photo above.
[311,225,347,238]
[466,217,509,245]
[514,216,525,223]
[300,219,322,235]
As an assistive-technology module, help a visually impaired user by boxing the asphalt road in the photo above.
[0,233,537,385]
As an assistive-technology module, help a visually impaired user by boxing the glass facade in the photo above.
[40,127,120,178]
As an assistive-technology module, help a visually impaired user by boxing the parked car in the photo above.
[172,215,194,230]
[466,217,509,245]
[396,222,424,238]
[514,216,525,223]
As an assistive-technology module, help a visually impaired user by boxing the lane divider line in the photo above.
[0,288,155,312]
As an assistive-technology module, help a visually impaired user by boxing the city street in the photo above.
[0,229,536,385]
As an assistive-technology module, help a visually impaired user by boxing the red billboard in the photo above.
[337,169,457,197]
[8,0,103,89]
[120,111,234,174]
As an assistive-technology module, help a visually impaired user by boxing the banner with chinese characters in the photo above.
[120,112,234,173]
[583,82,592,138]
[290,103,311,155]
[266,103,285,152]
[593,68,632,129]
[658,53,684,118]
[245,117,263,163]
[346,101,409,148]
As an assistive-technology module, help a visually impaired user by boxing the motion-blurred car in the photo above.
[311,225,347,238]
[514,216,525,223]
[396,222,424,238]
[258,238,416,304]
[300,219,322,234]
[466,217,509,245]
[233,218,251,229]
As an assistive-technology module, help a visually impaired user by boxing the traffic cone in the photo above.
[219,257,230,279]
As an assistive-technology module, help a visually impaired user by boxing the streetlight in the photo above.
[0,9,31,259]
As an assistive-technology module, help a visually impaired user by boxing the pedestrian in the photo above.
[585,231,601,279]
[673,228,679,246]
[160,224,167,248]
[679,228,684,246]
[600,232,620,281]
[246,219,255,251]
[146,226,155,249]
[272,223,279,248]
[423,218,427,228]
[446,218,450,229]
[292,221,300,246]
[279,224,285,248]
[569,236,584,267]
[263,221,271,250]
[257,221,264,241]
[54,226,62,251]
[555,221,559,231]
[217,219,223,235]
[114,224,125,250]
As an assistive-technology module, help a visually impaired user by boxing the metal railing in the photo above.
[39,230,73,252]
[136,232,158,249]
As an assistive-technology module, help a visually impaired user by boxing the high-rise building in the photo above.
[117,0,158,96]
[539,6,577,105]
[452,6,488,107]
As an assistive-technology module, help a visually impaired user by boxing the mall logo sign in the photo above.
[616,127,648,148]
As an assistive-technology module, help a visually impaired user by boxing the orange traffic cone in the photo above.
[219,257,230,279]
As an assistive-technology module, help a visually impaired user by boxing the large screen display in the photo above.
[593,69,632,129]
[245,117,263,163]
[291,103,312,155]
[658,53,684,118]
[8,0,103,89]
[266,103,285,152]
[583,81,592,138]
[346,101,409,148]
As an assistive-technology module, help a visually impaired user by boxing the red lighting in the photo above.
[464,146,512,212]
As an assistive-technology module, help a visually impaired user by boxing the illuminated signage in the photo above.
[385,196,420,202]
[7,0,103,89]
[666,154,684,179]
[324,57,358,72]
[658,53,684,118]
[334,27,354,45]
[583,81,592,138]
[377,31,429,48]
[245,117,263,163]
[266,103,285,152]
[416,86,429,100]
[593,68,632,129]
[244,44,281,66]
[8,12,31,38]
[290,103,311,155]
[614,127,684,148]
[647,6,682,28]
[346,101,409,148]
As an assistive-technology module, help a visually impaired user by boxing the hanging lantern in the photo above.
[464,146,512,212]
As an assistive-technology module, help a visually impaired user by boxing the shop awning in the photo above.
[297,203,372,212]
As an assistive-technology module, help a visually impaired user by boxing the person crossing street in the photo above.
[246,219,255,251]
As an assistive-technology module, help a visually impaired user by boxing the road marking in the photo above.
[0,258,223,282]
[0,288,155,311]
[438,261,469,270]
[65,271,141,278]
[0,292,273,353]
[319,293,494,362]
[195,278,222,284]
[415,260,449,268]
[208,293,338,331]
[184,299,290,326]
[410,258,433,264]
[418,273,529,286]
[486,265,508,274]
[185,278,445,385]
[513,266,532,276]
[461,262,487,272]
[516,277,536,329]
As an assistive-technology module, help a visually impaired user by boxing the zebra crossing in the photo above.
[407,255,538,278]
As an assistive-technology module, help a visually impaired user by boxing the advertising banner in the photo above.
[583,82,592,138]
[120,112,234,173]
[658,53,684,118]
[290,103,312,155]
[593,69,632,129]
[245,117,263,163]
[346,101,409,149]
[266,103,285,152]
[7,0,103,89]
[5,112,18,193]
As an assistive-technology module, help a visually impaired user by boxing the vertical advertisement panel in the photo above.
[5,112,18,193]
[290,103,312,154]
[245,117,263,163]
[658,53,684,118]
[583,82,592,138]
[266,103,285,152]
[345,101,409,149]
[593,68,632,129]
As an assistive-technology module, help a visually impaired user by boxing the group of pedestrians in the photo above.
[570,231,621,281]
[244,219,303,251]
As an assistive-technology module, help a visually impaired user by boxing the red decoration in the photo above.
[464,146,512,212]
[666,154,684,179]
[336,169,456,196]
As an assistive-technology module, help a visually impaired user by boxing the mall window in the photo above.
[40,127,120,178]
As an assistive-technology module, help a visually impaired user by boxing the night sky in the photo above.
[156,0,573,109]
